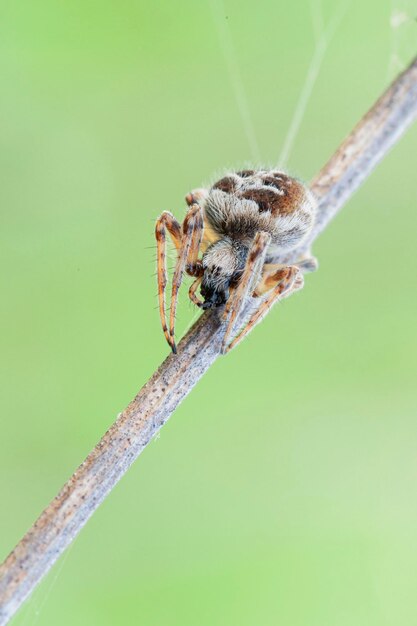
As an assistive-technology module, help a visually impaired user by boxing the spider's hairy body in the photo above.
[199,170,316,302]
[155,169,317,354]
[205,169,315,253]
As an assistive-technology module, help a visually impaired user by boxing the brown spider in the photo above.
[155,169,318,354]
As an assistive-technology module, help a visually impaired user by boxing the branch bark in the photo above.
[1,56,417,626]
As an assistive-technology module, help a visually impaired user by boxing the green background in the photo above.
[1,0,417,624]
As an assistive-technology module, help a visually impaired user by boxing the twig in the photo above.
[1,56,417,626]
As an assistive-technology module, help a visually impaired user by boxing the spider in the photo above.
[155,169,318,354]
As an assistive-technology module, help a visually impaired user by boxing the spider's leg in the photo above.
[185,204,204,276]
[185,188,209,207]
[169,203,204,352]
[223,265,304,354]
[155,211,182,351]
[185,205,204,307]
[188,275,204,307]
[221,231,271,354]
[296,255,318,273]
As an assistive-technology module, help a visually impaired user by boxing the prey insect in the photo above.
[155,169,318,354]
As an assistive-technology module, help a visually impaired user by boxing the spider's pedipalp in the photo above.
[188,276,204,307]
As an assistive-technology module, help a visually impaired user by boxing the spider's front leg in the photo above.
[155,202,204,353]
[222,264,304,354]
[168,203,204,352]
[155,211,182,352]
[221,231,271,354]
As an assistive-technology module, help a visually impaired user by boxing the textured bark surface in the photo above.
[1,56,417,626]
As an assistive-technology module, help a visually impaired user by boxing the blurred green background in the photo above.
[1,0,417,624]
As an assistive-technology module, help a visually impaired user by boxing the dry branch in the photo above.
[1,56,417,626]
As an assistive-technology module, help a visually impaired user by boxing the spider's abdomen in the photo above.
[204,169,316,256]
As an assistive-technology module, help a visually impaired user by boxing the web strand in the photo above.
[209,0,262,163]
[278,0,350,168]
[388,0,416,78]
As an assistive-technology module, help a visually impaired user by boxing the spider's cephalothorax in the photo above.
[155,169,317,354]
